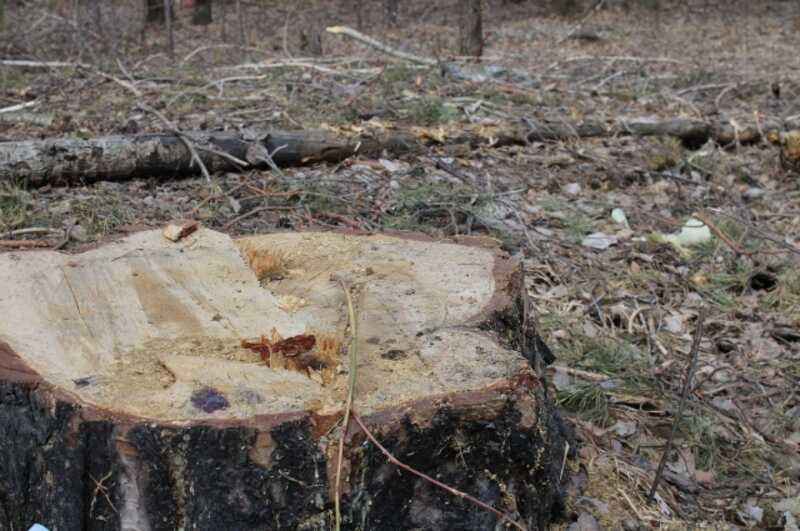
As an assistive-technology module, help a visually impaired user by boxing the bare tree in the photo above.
[219,0,226,40]
[164,0,174,59]
[89,0,103,40]
[458,0,483,57]
[299,0,323,56]
[145,0,164,23]
[236,0,245,45]
[192,0,212,25]
[551,0,581,16]
[384,0,398,27]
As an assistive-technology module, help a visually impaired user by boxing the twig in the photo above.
[351,413,528,531]
[692,211,749,257]
[0,100,37,114]
[179,44,269,67]
[551,365,609,382]
[708,208,800,257]
[0,227,62,239]
[191,180,249,214]
[648,308,705,502]
[0,59,78,68]
[326,26,437,66]
[0,239,52,248]
[221,205,293,230]
[335,279,359,531]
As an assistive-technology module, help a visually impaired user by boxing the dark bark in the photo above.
[458,0,483,57]
[164,0,175,59]
[383,0,398,27]
[0,378,567,530]
[300,24,324,56]
[192,0,213,26]
[145,0,164,23]
[552,0,581,16]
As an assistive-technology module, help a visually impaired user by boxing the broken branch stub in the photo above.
[0,229,568,530]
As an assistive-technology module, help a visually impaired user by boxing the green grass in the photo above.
[0,66,32,93]
[760,267,800,320]
[71,193,133,238]
[645,136,684,171]
[558,383,612,426]
[0,182,32,232]
[383,64,414,84]
[538,196,595,240]
[407,96,458,126]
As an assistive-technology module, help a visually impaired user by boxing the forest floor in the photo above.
[2,2,799,529]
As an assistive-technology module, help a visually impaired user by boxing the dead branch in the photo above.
[326,25,437,66]
[648,308,705,503]
[0,101,37,114]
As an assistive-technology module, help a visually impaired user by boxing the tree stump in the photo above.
[0,229,568,531]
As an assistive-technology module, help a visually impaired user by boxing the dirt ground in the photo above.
[2,1,799,529]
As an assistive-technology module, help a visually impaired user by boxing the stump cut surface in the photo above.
[0,229,527,422]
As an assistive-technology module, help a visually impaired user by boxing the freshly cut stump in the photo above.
[0,229,567,531]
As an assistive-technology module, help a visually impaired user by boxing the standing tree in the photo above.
[164,0,174,59]
[236,0,245,45]
[192,0,212,25]
[299,0,323,56]
[89,0,104,41]
[458,0,483,57]
[384,0,398,27]
[145,0,164,23]
[552,0,580,16]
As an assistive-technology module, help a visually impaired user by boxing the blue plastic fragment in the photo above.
[29,525,50,531]
[190,386,229,413]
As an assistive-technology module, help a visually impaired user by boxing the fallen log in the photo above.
[1,115,792,186]
[0,129,416,186]
[0,228,568,531]
[471,116,792,150]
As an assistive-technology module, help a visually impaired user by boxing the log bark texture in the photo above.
[0,129,415,187]
[3,115,781,187]
[0,229,568,531]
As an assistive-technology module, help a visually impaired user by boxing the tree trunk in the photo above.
[219,0,226,41]
[383,0,398,27]
[0,228,567,531]
[300,23,324,56]
[552,0,580,17]
[353,0,363,30]
[164,0,175,59]
[236,0,245,45]
[89,0,104,43]
[192,0,212,25]
[458,0,483,57]
[145,0,163,23]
